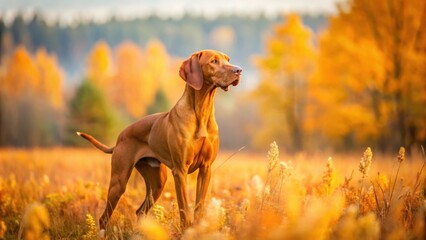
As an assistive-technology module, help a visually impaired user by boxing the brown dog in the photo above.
[77,50,242,233]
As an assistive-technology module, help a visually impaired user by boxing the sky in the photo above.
[0,0,341,24]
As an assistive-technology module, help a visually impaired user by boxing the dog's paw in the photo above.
[98,229,105,239]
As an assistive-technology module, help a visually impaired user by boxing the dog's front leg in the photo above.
[194,164,211,221]
[172,167,192,228]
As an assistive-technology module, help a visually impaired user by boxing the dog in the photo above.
[77,49,242,234]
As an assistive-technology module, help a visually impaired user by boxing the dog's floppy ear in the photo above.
[179,53,203,90]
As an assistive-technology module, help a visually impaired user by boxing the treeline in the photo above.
[0,39,185,147]
[1,1,424,152]
[0,12,327,148]
[0,13,327,78]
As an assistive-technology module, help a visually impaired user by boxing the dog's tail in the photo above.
[76,132,114,154]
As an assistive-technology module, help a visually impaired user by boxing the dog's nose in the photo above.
[232,66,242,74]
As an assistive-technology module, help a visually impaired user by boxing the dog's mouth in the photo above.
[220,78,240,92]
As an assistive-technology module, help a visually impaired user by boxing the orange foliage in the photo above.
[86,40,183,118]
[2,46,41,96]
[308,0,426,148]
[162,59,185,105]
[35,48,64,110]
[253,14,315,151]
[87,41,113,94]
[1,46,63,110]
[113,41,144,117]
[0,46,64,146]
[113,41,161,117]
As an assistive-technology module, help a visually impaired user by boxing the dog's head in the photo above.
[179,50,242,91]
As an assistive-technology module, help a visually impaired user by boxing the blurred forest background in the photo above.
[0,0,424,153]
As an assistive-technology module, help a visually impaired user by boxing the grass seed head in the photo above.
[279,161,293,178]
[267,141,279,173]
[397,147,405,163]
[359,147,373,178]
[322,157,334,188]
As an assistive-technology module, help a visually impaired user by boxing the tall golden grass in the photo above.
[0,146,424,239]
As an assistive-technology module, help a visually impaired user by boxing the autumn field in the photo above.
[0,0,425,239]
[0,145,424,239]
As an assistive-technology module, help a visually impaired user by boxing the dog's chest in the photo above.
[187,135,218,173]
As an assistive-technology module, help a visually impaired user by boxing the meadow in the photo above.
[0,145,424,239]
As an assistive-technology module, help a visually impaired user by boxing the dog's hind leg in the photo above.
[99,149,134,231]
[135,158,168,215]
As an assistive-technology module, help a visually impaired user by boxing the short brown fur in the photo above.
[77,50,242,231]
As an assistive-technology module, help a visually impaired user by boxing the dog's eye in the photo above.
[211,59,219,64]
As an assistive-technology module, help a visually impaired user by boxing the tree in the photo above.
[146,90,169,115]
[87,41,113,94]
[112,40,170,118]
[144,40,184,111]
[66,80,118,146]
[35,48,64,110]
[161,59,185,105]
[2,46,40,95]
[113,41,150,118]
[0,47,64,146]
[0,18,5,60]
[84,39,182,119]
[253,14,316,152]
[10,14,31,48]
[308,0,426,150]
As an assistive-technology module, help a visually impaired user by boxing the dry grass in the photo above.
[0,146,425,239]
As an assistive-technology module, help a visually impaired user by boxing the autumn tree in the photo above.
[87,41,113,94]
[161,58,185,105]
[111,40,178,118]
[113,41,150,117]
[35,48,64,110]
[0,46,63,146]
[84,39,182,120]
[253,14,316,152]
[308,0,426,150]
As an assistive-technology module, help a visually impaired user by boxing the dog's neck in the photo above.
[176,83,217,139]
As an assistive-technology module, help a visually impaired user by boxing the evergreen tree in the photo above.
[66,80,118,146]
[147,90,170,115]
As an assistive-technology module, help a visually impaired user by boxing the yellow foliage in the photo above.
[0,220,6,239]
[377,173,389,191]
[162,59,185,104]
[2,46,41,96]
[35,48,64,110]
[1,146,425,239]
[85,40,180,118]
[253,14,315,151]
[82,214,97,240]
[308,0,426,148]
[113,41,144,116]
[87,41,113,93]
[18,202,50,240]
[133,217,168,240]
[0,46,63,110]
[334,205,380,240]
